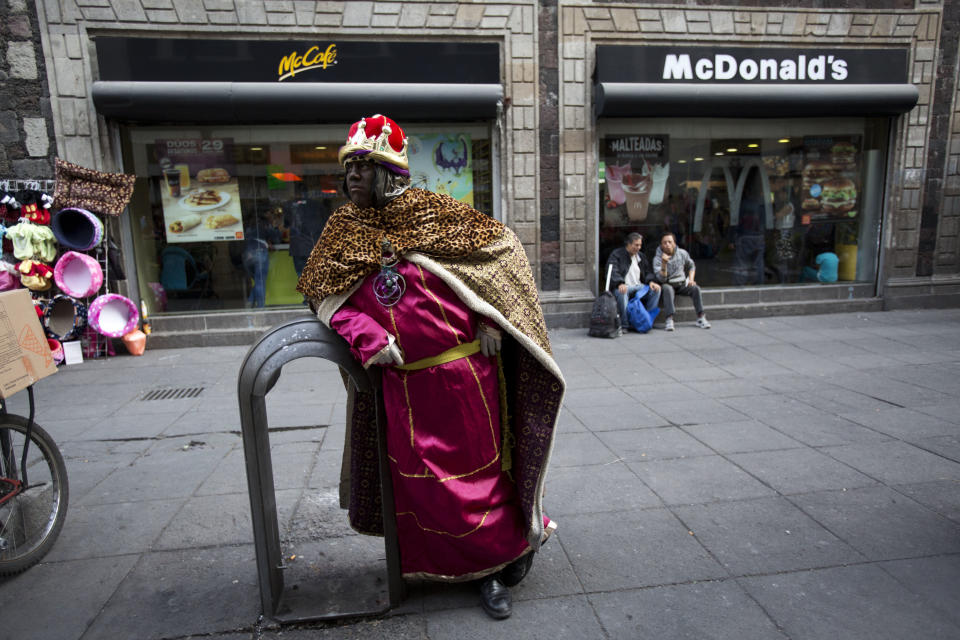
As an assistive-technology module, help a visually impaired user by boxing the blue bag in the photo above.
[626,285,660,333]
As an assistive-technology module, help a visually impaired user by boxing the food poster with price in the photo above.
[799,136,861,223]
[408,133,474,205]
[155,138,245,243]
[601,135,670,225]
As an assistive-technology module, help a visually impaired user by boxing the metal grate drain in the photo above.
[140,387,205,401]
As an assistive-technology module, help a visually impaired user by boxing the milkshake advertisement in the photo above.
[602,135,670,223]
[408,133,474,205]
[155,138,245,243]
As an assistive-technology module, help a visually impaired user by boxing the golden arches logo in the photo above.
[277,44,337,81]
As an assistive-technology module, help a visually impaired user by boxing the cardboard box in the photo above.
[0,289,57,398]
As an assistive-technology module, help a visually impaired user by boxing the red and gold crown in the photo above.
[338,114,409,173]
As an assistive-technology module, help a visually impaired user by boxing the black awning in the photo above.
[91,81,503,123]
[595,83,919,118]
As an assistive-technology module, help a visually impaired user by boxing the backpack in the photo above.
[588,264,621,338]
[588,291,620,338]
[626,285,660,333]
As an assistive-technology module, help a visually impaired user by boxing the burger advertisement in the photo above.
[800,136,860,222]
[155,138,246,243]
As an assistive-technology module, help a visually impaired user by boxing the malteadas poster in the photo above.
[154,138,245,243]
[602,135,671,224]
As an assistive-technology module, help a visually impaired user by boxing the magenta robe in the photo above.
[331,260,531,580]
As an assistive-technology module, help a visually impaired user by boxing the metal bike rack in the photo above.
[237,316,405,622]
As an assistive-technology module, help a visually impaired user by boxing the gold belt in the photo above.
[394,339,482,371]
[394,338,513,475]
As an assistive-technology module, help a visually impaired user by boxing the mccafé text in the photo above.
[663,53,849,82]
[278,43,338,81]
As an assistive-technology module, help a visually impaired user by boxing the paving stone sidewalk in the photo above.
[2,309,959,639]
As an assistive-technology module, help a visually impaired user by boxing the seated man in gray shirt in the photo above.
[653,232,711,331]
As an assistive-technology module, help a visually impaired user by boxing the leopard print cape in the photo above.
[296,188,505,301]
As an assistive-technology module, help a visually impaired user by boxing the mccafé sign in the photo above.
[277,44,338,81]
[94,37,499,85]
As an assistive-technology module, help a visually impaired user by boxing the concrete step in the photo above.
[144,282,883,347]
[148,308,314,348]
[669,296,883,322]
[543,284,881,329]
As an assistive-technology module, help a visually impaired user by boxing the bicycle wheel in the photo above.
[0,415,69,576]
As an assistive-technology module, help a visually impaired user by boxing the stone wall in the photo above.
[2,0,57,179]
[25,0,960,315]
[31,0,545,270]
[936,1,960,275]
[557,1,943,298]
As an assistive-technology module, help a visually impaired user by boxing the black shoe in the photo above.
[479,576,512,619]
[500,552,534,587]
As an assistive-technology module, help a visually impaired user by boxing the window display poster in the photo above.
[155,138,245,243]
[799,135,860,223]
[602,135,670,223]
[408,134,474,205]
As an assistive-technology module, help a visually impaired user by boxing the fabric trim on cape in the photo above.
[407,250,565,549]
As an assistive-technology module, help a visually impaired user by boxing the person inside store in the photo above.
[800,250,839,283]
[605,231,661,330]
[731,172,767,286]
[283,193,331,277]
[296,114,563,620]
[653,231,711,331]
[687,186,719,259]
[770,179,799,283]
[242,211,281,308]
[798,221,835,278]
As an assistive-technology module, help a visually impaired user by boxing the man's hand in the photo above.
[479,323,502,357]
[688,270,697,287]
[649,282,660,292]
[618,284,628,294]
[369,334,404,367]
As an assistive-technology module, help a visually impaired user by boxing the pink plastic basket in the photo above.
[88,293,139,338]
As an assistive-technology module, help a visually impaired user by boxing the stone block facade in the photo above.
[31,0,546,262]
[558,1,955,311]
[936,0,960,275]
[14,0,960,324]
[1,0,57,179]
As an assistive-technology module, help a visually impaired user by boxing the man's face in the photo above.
[660,235,676,255]
[626,237,642,255]
[345,160,376,208]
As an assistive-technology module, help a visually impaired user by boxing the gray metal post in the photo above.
[237,316,405,622]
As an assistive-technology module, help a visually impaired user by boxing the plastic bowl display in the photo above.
[51,207,104,251]
[88,293,139,338]
[54,251,103,298]
[43,294,87,341]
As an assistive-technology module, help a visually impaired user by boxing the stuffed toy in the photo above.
[17,259,54,291]
[18,190,52,225]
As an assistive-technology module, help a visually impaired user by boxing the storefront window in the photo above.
[122,124,494,315]
[598,118,889,288]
